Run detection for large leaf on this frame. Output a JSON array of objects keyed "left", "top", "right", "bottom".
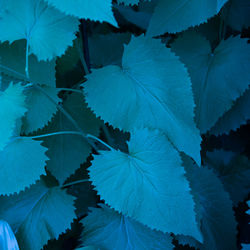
[
  {"left": 41, "top": 93, "right": 101, "bottom": 184},
  {"left": 210, "top": 88, "right": 250, "bottom": 135},
  {"left": 147, "top": 0, "right": 228, "bottom": 36},
  {"left": 22, "top": 85, "right": 61, "bottom": 134},
  {"left": 0, "top": 0, "right": 79, "bottom": 61},
  {"left": 182, "top": 157, "right": 237, "bottom": 250},
  {"left": 89, "top": 129, "right": 202, "bottom": 241},
  {"left": 81, "top": 204, "right": 174, "bottom": 249},
  {"left": 0, "top": 83, "right": 27, "bottom": 150},
  {"left": 45, "top": 0, "right": 117, "bottom": 26},
  {"left": 0, "top": 177, "right": 76, "bottom": 250},
  {"left": 172, "top": 32, "right": 250, "bottom": 133},
  {"left": 205, "top": 150, "right": 250, "bottom": 204},
  {"left": 0, "top": 138, "right": 48, "bottom": 195},
  {"left": 84, "top": 35, "right": 201, "bottom": 164},
  {"left": 0, "top": 41, "right": 56, "bottom": 86}
]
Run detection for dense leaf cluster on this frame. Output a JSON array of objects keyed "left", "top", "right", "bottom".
[{"left": 0, "top": 0, "right": 249, "bottom": 249}]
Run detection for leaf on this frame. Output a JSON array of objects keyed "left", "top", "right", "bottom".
[
  {"left": 0, "top": 220, "right": 19, "bottom": 250},
  {"left": 0, "top": 0, "right": 79, "bottom": 61},
  {"left": 22, "top": 85, "right": 61, "bottom": 134},
  {"left": 0, "top": 138, "right": 48, "bottom": 195},
  {"left": 205, "top": 150, "right": 250, "bottom": 204},
  {"left": 84, "top": 35, "right": 201, "bottom": 165},
  {"left": 45, "top": 0, "right": 117, "bottom": 26},
  {"left": 0, "top": 83, "right": 27, "bottom": 150},
  {"left": 81, "top": 204, "right": 174, "bottom": 250},
  {"left": 210, "top": 88, "right": 250, "bottom": 135},
  {"left": 184, "top": 158, "right": 238, "bottom": 250},
  {"left": 147, "top": 0, "right": 228, "bottom": 36},
  {"left": 41, "top": 93, "right": 101, "bottom": 184},
  {"left": 222, "top": 0, "right": 250, "bottom": 31},
  {"left": 89, "top": 129, "right": 202, "bottom": 241},
  {"left": 0, "top": 177, "right": 76, "bottom": 250},
  {"left": 0, "top": 41, "right": 56, "bottom": 86},
  {"left": 171, "top": 32, "right": 250, "bottom": 133}
]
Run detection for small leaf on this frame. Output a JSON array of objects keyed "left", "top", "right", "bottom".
[
  {"left": 84, "top": 35, "right": 201, "bottom": 164},
  {"left": 89, "top": 129, "right": 202, "bottom": 241},
  {"left": 45, "top": 0, "right": 117, "bottom": 26},
  {"left": 172, "top": 32, "right": 250, "bottom": 133},
  {"left": 0, "top": 137, "right": 48, "bottom": 195},
  {"left": 81, "top": 204, "right": 174, "bottom": 249},
  {"left": 147, "top": 0, "right": 228, "bottom": 36},
  {"left": 0, "top": 83, "right": 27, "bottom": 150},
  {"left": 0, "top": 0, "right": 79, "bottom": 61},
  {"left": 0, "top": 178, "right": 76, "bottom": 250}
]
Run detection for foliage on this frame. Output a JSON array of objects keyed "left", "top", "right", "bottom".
[{"left": 0, "top": 0, "right": 249, "bottom": 249}]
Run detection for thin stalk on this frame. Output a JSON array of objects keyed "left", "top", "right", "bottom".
[
  {"left": 61, "top": 179, "right": 90, "bottom": 188},
  {"left": 86, "top": 134, "right": 114, "bottom": 151},
  {"left": 25, "top": 39, "right": 30, "bottom": 79},
  {"left": 57, "top": 88, "right": 83, "bottom": 94},
  {"left": 22, "top": 131, "right": 85, "bottom": 140}
]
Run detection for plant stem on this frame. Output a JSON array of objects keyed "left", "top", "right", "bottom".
[
  {"left": 23, "top": 131, "right": 85, "bottom": 139},
  {"left": 25, "top": 39, "right": 30, "bottom": 79},
  {"left": 57, "top": 88, "right": 83, "bottom": 94},
  {"left": 61, "top": 179, "right": 90, "bottom": 188},
  {"left": 86, "top": 134, "right": 114, "bottom": 151}
]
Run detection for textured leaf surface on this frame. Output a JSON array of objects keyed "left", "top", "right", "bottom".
[
  {"left": 0, "top": 83, "right": 27, "bottom": 150},
  {"left": 210, "top": 88, "right": 250, "bottom": 135},
  {"left": 0, "top": 178, "right": 76, "bottom": 250},
  {"left": 184, "top": 159, "right": 237, "bottom": 250},
  {"left": 81, "top": 204, "right": 174, "bottom": 249},
  {"left": 0, "top": 138, "right": 48, "bottom": 195},
  {"left": 45, "top": 0, "right": 117, "bottom": 26},
  {"left": 0, "top": 41, "right": 56, "bottom": 86},
  {"left": 0, "top": 0, "right": 79, "bottom": 60},
  {"left": 22, "top": 85, "right": 60, "bottom": 134},
  {"left": 172, "top": 32, "right": 250, "bottom": 133},
  {"left": 89, "top": 129, "right": 202, "bottom": 241},
  {"left": 41, "top": 93, "right": 101, "bottom": 184},
  {"left": 147, "top": 0, "right": 228, "bottom": 36},
  {"left": 0, "top": 220, "right": 19, "bottom": 250},
  {"left": 84, "top": 35, "right": 201, "bottom": 164},
  {"left": 206, "top": 150, "right": 250, "bottom": 204}
]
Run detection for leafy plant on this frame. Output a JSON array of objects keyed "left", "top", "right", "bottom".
[{"left": 0, "top": 0, "right": 249, "bottom": 249}]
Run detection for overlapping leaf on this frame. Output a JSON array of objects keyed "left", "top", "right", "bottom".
[
  {"left": 84, "top": 35, "right": 201, "bottom": 164},
  {"left": 0, "top": 0, "right": 79, "bottom": 61},
  {"left": 0, "top": 83, "right": 27, "bottom": 150},
  {"left": 89, "top": 129, "right": 202, "bottom": 241},
  {"left": 147, "top": 0, "right": 228, "bottom": 36},
  {"left": 41, "top": 93, "right": 101, "bottom": 184},
  {"left": 172, "top": 32, "right": 250, "bottom": 134},
  {"left": 45, "top": 0, "right": 117, "bottom": 26},
  {"left": 22, "top": 85, "right": 61, "bottom": 134},
  {"left": 81, "top": 204, "right": 174, "bottom": 249},
  {"left": 0, "top": 138, "right": 48, "bottom": 195},
  {"left": 0, "top": 177, "right": 76, "bottom": 250}
]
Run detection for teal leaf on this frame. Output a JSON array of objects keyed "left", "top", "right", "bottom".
[
  {"left": 184, "top": 158, "right": 238, "bottom": 250},
  {"left": 210, "top": 88, "right": 250, "bottom": 135},
  {"left": 117, "top": 0, "right": 140, "bottom": 5},
  {"left": 172, "top": 32, "right": 250, "bottom": 134},
  {"left": 0, "top": 83, "right": 27, "bottom": 150},
  {"left": 89, "top": 129, "right": 202, "bottom": 241},
  {"left": 0, "top": 220, "right": 19, "bottom": 250},
  {"left": 41, "top": 93, "right": 101, "bottom": 185},
  {"left": 0, "top": 41, "right": 56, "bottom": 86},
  {"left": 0, "top": 178, "right": 76, "bottom": 250},
  {"left": 222, "top": 0, "right": 250, "bottom": 31},
  {"left": 0, "top": 0, "right": 79, "bottom": 61},
  {"left": 147, "top": 0, "right": 228, "bottom": 36},
  {"left": 45, "top": 0, "right": 117, "bottom": 26},
  {"left": 84, "top": 35, "right": 201, "bottom": 164},
  {"left": 205, "top": 150, "right": 250, "bottom": 204},
  {"left": 22, "top": 85, "right": 61, "bottom": 134},
  {"left": 0, "top": 137, "right": 48, "bottom": 195},
  {"left": 81, "top": 204, "right": 174, "bottom": 250}
]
